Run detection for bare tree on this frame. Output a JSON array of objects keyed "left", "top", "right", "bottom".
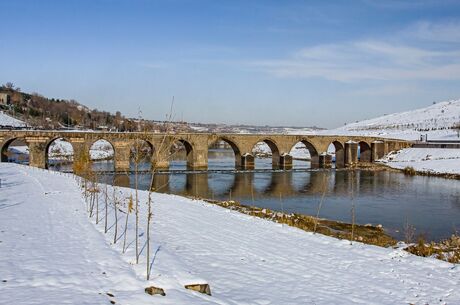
[
  {"left": 313, "top": 171, "right": 329, "bottom": 234},
  {"left": 123, "top": 194, "right": 133, "bottom": 253},
  {"left": 146, "top": 100, "right": 175, "bottom": 280},
  {"left": 350, "top": 170, "right": 356, "bottom": 245},
  {"left": 113, "top": 187, "right": 119, "bottom": 244},
  {"left": 104, "top": 183, "right": 109, "bottom": 233}
]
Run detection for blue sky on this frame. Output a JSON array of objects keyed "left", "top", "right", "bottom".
[{"left": 1, "top": 0, "right": 460, "bottom": 128}]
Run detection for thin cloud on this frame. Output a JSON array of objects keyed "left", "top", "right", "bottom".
[
  {"left": 406, "top": 21, "right": 460, "bottom": 43},
  {"left": 250, "top": 39, "right": 460, "bottom": 82}
]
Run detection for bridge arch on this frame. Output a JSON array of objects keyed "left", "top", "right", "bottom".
[
  {"left": 169, "top": 138, "right": 194, "bottom": 169},
  {"left": 130, "top": 139, "right": 154, "bottom": 170},
  {"left": 89, "top": 138, "right": 115, "bottom": 171},
  {"left": 208, "top": 137, "right": 242, "bottom": 169},
  {"left": 327, "top": 140, "right": 345, "bottom": 168},
  {"left": 358, "top": 141, "right": 372, "bottom": 162},
  {"left": 289, "top": 139, "right": 319, "bottom": 168},
  {"left": 45, "top": 137, "right": 75, "bottom": 170},
  {"left": 1, "top": 137, "right": 29, "bottom": 164},
  {"left": 252, "top": 138, "right": 281, "bottom": 169}
]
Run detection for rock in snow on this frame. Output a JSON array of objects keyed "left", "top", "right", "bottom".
[{"left": 0, "top": 163, "right": 460, "bottom": 304}]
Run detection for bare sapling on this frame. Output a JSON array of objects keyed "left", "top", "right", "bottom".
[
  {"left": 279, "top": 192, "right": 284, "bottom": 227},
  {"left": 404, "top": 218, "right": 416, "bottom": 244},
  {"left": 104, "top": 183, "right": 108, "bottom": 233},
  {"left": 313, "top": 171, "right": 329, "bottom": 234},
  {"left": 95, "top": 172, "right": 99, "bottom": 224},
  {"left": 145, "top": 98, "right": 175, "bottom": 280},
  {"left": 113, "top": 186, "right": 118, "bottom": 244},
  {"left": 350, "top": 170, "right": 356, "bottom": 245},
  {"left": 89, "top": 181, "right": 95, "bottom": 218},
  {"left": 134, "top": 138, "right": 140, "bottom": 264},
  {"left": 123, "top": 194, "right": 133, "bottom": 253},
  {"left": 146, "top": 192, "right": 152, "bottom": 280},
  {"left": 88, "top": 175, "right": 99, "bottom": 219}
]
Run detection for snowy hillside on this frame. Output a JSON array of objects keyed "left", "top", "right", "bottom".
[
  {"left": 338, "top": 99, "right": 460, "bottom": 132},
  {"left": 324, "top": 99, "right": 460, "bottom": 140},
  {"left": 0, "top": 111, "right": 26, "bottom": 127}
]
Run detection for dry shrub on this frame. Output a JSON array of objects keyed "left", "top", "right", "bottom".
[
  {"left": 406, "top": 235, "right": 460, "bottom": 264},
  {"left": 403, "top": 166, "right": 416, "bottom": 176}
]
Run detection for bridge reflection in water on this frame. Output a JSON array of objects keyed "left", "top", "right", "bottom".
[{"left": 109, "top": 167, "right": 394, "bottom": 200}]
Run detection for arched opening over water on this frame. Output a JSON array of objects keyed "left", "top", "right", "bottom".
[
  {"left": 1, "top": 137, "right": 29, "bottom": 165},
  {"left": 252, "top": 139, "right": 280, "bottom": 169},
  {"left": 358, "top": 141, "right": 372, "bottom": 162},
  {"left": 130, "top": 139, "right": 154, "bottom": 171},
  {"left": 169, "top": 139, "right": 193, "bottom": 170},
  {"left": 90, "top": 139, "right": 115, "bottom": 171},
  {"left": 46, "top": 137, "right": 74, "bottom": 171},
  {"left": 289, "top": 140, "right": 319, "bottom": 168},
  {"left": 208, "top": 137, "right": 241, "bottom": 170},
  {"left": 327, "top": 141, "right": 345, "bottom": 168}
]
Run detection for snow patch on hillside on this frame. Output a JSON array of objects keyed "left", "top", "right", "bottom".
[
  {"left": 338, "top": 99, "right": 460, "bottom": 132},
  {"left": 0, "top": 111, "right": 26, "bottom": 127}
]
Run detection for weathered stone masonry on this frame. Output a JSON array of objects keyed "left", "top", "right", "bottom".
[{"left": 0, "top": 131, "right": 412, "bottom": 171}]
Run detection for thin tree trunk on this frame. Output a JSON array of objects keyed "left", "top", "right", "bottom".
[
  {"left": 113, "top": 188, "right": 118, "bottom": 244},
  {"left": 123, "top": 208, "right": 129, "bottom": 253},
  {"left": 313, "top": 172, "right": 328, "bottom": 234},
  {"left": 146, "top": 192, "right": 152, "bottom": 280},
  {"left": 89, "top": 189, "right": 94, "bottom": 218},
  {"left": 104, "top": 183, "right": 108, "bottom": 233},
  {"left": 350, "top": 170, "right": 356, "bottom": 245},
  {"left": 96, "top": 189, "right": 99, "bottom": 224},
  {"left": 135, "top": 161, "right": 139, "bottom": 264}
]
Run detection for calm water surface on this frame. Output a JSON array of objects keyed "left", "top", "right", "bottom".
[{"left": 51, "top": 149, "right": 460, "bottom": 242}]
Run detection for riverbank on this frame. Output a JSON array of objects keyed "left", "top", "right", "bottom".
[
  {"left": 198, "top": 197, "right": 396, "bottom": 247},
  {"left": 378, "top": 147, "right": 460, "bottom": 179},
  {"left": 2, "top": 163, "right": 460, "bottom": 304}
]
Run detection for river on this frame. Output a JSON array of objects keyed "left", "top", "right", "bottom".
[{"left": 51, "top": 148, "right": 460, "bottom": 242}]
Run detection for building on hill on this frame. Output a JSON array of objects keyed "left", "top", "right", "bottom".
[
  {"left": 0, "top": 93, "right": 11, "bottom": 106},
  {"left": 0, "top": 90, "right": 23, "bottom": 105}
]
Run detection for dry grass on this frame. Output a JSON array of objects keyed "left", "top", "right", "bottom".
[
  {"left": 406, "top": 235, "right": 460, "bottom": 264},
  {"left": 403, "top": 166, "right": 417, "bottom": 176}
]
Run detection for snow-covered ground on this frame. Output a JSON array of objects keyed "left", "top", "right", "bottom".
[
  {"left": 379, "top": 148, "right": 460, "bottom": 175},
  {"left": 1, "top": 163, "right": 460, "bottom": 304},
  {"left": 0, "top": 111, "right": 27, "bottom": 128}
]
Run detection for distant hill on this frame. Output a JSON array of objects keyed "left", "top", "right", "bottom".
[
  {"left": 0, "top": 83, "right": 190, "bottom": 132},
  {"left": 325, "top": 99, "right": 460, "bottom": 140},
  {"left": 338, "top": 99, "right": 460, "bottom": 132}
]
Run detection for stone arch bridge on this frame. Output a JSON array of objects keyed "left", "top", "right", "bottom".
[{"left": 0, "top": 130, "right": 411, "bottom": 171}]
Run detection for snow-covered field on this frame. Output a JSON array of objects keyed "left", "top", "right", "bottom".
[
  {"left": 379, "top": 148, "right": 460, "bottom": 175},
  {"left": 0, "top": 111, "right": 26, "bottom": 128},
  {"left": 1, "top": 163, "right": 460, "bottom": 304}
]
